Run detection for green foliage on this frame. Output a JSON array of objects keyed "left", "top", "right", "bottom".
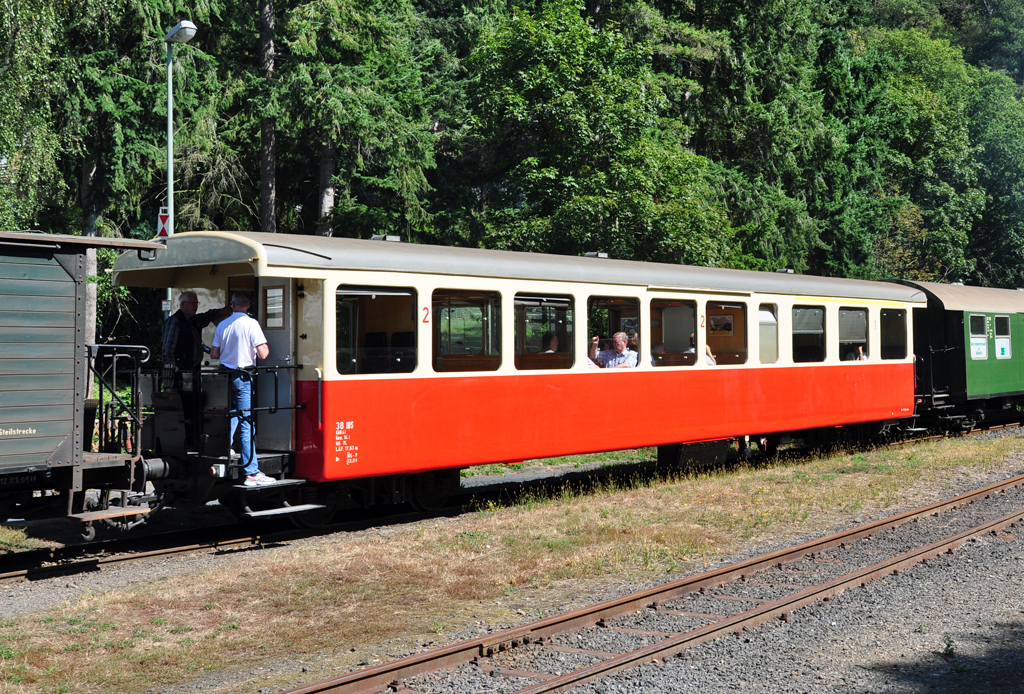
[
  {"left": 5, "top": 0, "right": 1024, "bottom": 323},
  {"left": 449, "top": 0, "right": 733, "bottom": 263},
  {"left": 0, "top": 0, "right": 63, "bottom": 230}
]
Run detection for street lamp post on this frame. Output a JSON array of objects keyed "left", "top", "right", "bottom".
[{"left": 162, "top": 20, "right": 197, "bottom": 317}]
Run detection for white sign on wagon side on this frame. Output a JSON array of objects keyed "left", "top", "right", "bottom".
[{"left": 970, "top": 336, "right": 988, "bottom": 360}]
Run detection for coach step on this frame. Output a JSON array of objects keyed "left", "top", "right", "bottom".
[
  {"left": 241, "top": 503, "right": 326, "bottom": 519},
  {"left": 230, "top": 478, "right": 306, "bottom": 492}
]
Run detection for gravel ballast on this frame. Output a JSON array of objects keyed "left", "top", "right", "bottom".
[{"left": 4, "top": 438, "right": 1024, "bottom": 694}]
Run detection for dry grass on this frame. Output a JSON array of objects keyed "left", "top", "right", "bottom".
[
  {"left": 0, "top": 527, "right": 54, "bottom": 555},
  {"left": 2, "top": 433, "right": 1023, "bottom": 693}
]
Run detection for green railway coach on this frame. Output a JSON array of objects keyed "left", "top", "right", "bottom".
[{"left": 904, "top": 281, "right": 1024, "bottom": 429}]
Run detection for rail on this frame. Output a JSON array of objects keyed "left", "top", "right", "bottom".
[{"left": 281, "top": 470, "right": 1024, "bottom": 694}]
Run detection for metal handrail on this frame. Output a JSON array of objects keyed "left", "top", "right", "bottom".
[{"left": 87, "top": 344, "right": 150, "bottom": 455}]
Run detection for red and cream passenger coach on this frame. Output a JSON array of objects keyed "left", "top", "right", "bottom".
[{"left": 113, "top": 232, "right": 924, "bottom": 507}]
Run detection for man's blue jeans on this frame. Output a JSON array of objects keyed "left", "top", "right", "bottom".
[{"left": 229, "top": 371, "right": 259, "bottom": 476}]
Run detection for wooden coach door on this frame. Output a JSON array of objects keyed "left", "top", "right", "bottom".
[{"left": 256, "top": 278, "right": 295, "bottom": 451}]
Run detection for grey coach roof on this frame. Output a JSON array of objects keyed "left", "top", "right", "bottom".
[
  {"left": 113, "top": 231, "right": 926, "bottom": 303},
  {"left": 904, "top": 280, "right": 1024, "bottom": 313},
  {"left": 0, "top": 231, "right": 162, "bottom": 251}
]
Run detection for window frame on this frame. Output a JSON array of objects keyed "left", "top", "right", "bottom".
[
  {"left": 432, "top": 288, "right": 502, "bottom": 373},
  {"left": 879, "top": 308, "right": 908, "bottom": 360},
  {"left": 758, "top": 303, "right": 778, "bottom": 365},
  {"left": 792, "top": 305, "right": 826, "bottom": 363},
  {"left": 334, "top": 285, "right": 419, "bottom": 376},
  {"left": 650, "top": 298, "right": 698, "bottom": 367},
  {"left": 262, "top": 285, "right": 286, "bottom": 330},
  {"left": 587, "top": 296, "right": 641, "bottom": 369},
  {"left": 995, "top": 314, "right": 1012, "bottom": 360},
  {"left": 514, "top": 293, "right": 575, "bottom": 371},
  {"left": 705, "top": 300, "right": 748, "bottom": 365},
  {"left": 838, "top": 306, "right": 869, "bottom": 361}
]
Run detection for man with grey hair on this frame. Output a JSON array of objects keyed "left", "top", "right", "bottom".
[
  {"left": 211, "top": 292, "right": 273, "bottom": 486},
  {"left": 161, "top": 291, "right": 230, "bottom": 445},
  {"left": 161, "top": 291, "right": 229, "bottom": 372},
  {"left": 589, "top": 331, "right": 638, "bottom": 368}
]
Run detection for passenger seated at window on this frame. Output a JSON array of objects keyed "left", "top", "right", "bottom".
[
  {"left": 843, "top": 345, "right": 866, "bottom": 361},
  {"left": 542, "top": 332, "right": 558, "bottom": 353},
  {"left": 651, "top": 342, "right": 666, "bottom": 365},
  {"left": 684, "top": 333, "right": 716, "bottom": 365},
  {"left": 590, "top": 332, "right": 638, "bottom": 368}
]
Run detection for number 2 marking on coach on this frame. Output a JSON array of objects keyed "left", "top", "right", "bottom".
[
  {"left": 422, "top": 306, "right": 430, "bottom": 323},
  {"left": 700, "top": 314, "right": 705, "bottom": 328}
]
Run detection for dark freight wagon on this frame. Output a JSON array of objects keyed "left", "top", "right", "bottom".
[{"left": 0, "top": 232, "right": 161, "bottom": 534}]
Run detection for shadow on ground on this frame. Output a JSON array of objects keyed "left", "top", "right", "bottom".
[{"left": 857, "top": 620, "right": 1024, "bottom": 693}]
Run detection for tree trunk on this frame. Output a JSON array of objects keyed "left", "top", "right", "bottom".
[
  {"left": 259, "top": 0, "right": 276, "bottom": 233},
  {"left": 317, "top": 140, "right": 336, "bottom": 236}
]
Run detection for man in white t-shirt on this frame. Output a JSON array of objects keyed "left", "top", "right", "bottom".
[{"left": 210, "top": 292, "right": 272, "bottom": 486}]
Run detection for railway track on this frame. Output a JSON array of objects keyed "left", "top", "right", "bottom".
[
  {"left": 281, "top": 470, "right": 1024, "bottom": 694},
  {"left": 0, "top": 509, "right": 447, "bottom": 584},
  {"left": 1, "top": 424, "right": 1019, "bottom": 585}
]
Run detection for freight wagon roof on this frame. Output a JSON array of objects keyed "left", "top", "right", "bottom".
[
  {"left": 903, "top": 281, "right": 1024, "bottom": 313},
  {"left": 0, "top": 231, "right": 162, "bottom": 251},
  {"left": 113, "top": 231, "right": 926, "bottom": 303}
]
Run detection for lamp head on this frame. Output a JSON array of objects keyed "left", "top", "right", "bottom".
[{"left": 164, "top": 20, "right": 198, "bottom": 44}]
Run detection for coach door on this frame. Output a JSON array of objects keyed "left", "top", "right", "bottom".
[{"left": 255, "top": 279, "right": 295, "bottom": 451}]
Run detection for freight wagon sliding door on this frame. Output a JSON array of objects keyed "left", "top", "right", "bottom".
[{"left": 0, "top": 247, "right": 83, "bottom": 476}]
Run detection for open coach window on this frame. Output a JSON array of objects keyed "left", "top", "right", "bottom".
[
  {"left": 706, "top": 302, "right": 747, "bottom": 365},
  {"left": 588, "top": 296, "right": 640, "bottom": 367},
  {"left": 515, "top": 294, "right": 574, "bottom": 370},
  {"left": 880, "top": 308, "right": 907, "bottom": 360},
  {"left": 651, "top": 299, "right": 697, "bottom": 366},
  {"left": 336, "top": 286, "right": 417, "bottom": 375},
  {"left": 839, "top": 307, "right": 868, "bottom": 360},
  {"left": 433, "top": 289, "right": 501, "bottom": 372},
  {"left": 793, "top": 305, "right": 825, "bottom": 362}
]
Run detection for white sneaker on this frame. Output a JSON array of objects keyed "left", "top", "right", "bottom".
[{"left": 244, "top": 472, "right": 276, "bottom": 487}]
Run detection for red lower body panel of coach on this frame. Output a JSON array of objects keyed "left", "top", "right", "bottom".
[{"left": 294, "top": 363, "right": 914, "bottom": 483}]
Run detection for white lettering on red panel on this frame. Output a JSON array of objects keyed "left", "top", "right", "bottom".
[{"left": 334, "top": 420, "right": 358, "bottom": 465}]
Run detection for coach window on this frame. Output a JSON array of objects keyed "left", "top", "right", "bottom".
[
  {"left": 793, "top": 306, "right": 825, "bottom": 363},
  {"left": 706, "top": 302, "right": 747, "bottom": 365},
  {"left": 839, "top": 307, "right": 869, "bottom": 361},
  {"left": 759, "top": 304, "right": 778, "bottom": 364},
  {"left": 433, "top": 290, "right": 501, "bottom": 372},
  {"left": 515, "top": 294, "right": 574, "bottom": 370},
  {"left": 968, "top": 314, "right": 987, "bottom": 360},
  {"left": 588, "top": 297, "right": 640, "bottom": 368},
  {"left": 880, "top": 308, "right": 908, "bottom": 360},
  {"left": 651, "top": 299, "right": 697, "bottom": 366},
  {"left": 336, "top": 286, "right": 417, "bottom": 375},
  {"left": 995, "top": 316, "right": 1012, "bottom": 359}
]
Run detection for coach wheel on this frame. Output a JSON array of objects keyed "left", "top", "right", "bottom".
[
  {"left": 80, "top": 523, "right": 97, "bottom": 542},
  {"left": 408, "top": 471, "right": 457, "bottom": 512}
]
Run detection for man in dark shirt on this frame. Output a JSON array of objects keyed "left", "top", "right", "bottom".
[{"left": 161, "top": 292, "right": 229, "bottom": 445}]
